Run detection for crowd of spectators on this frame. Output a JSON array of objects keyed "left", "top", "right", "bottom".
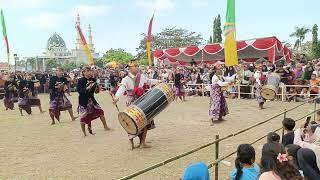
[{"left": 1, "top": 59, "right": 320, "bottom": 102}]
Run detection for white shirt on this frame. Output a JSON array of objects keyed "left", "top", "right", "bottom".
[
  {"left": 211, "top": 75, "right": 229, "bottom": 87},
  {"left": 254, "top": 71, "right": 263, "bottom": 85},
  {"left": 115, "top": 73, "right": 159, "bottom": 98}
]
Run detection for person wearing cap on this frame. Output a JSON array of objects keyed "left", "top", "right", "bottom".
[
  {"left": 48, "top": 67, "right": 78, "bottom": 125},
  {"left": 113, "top": 59, "right": 161, "bottom": 149},
  {"left": 77, "top": 66, "right": 110, "bottom": 136}
]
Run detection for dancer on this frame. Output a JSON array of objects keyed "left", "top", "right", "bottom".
[
  {"left": 209, "top": 69, "right": 229, "bottom": 125},
  {"left": 77, "top": 66, "right": 110, "bottom": 136},
  {"left": 17, "top": 73, "right": 44, "bottom": 116},
  {"left": 113, "top": 59, "right": 160, "bottom": 150},
  {"left": 254, "top": 64, "right": 266, "bottom": 109},
  {"left": 49, "top": 67, "right": 77, "bottom": 125},
  {"left": 174, "top": 67, "right": 186, "bottom": 101},
  {"left": 3, "top": 75, "right": 18, "bottom": 110}
]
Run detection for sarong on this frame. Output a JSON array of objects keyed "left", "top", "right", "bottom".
[
  {"left": 18, "top": 97, "right": 41, "bottom": 114},
  {"left": 78, "top": 100, "right": 104, "bottom": 125},
  {"left": 49, "top": 94, "right": 72, "bottom": 119},
  {"left": 255, "top": 83, "right": 265, "bottom": 103},
  {"left": 209, "top": 84, "right": 229, "bottom": 119},
  {"left": 175, "top": 85, "right": 185, "bottom": 96}
]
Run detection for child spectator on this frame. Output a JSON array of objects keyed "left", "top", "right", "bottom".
[
  {"left": 181, "top": 162, "right": 209, "bottom": 180},
  {"left": 230, "top": 144, "right": 260, "bottom": 180},
  {"left": 286, "top": 88, "right": 297, "bottom": 102},
  {"left": 282, "top": 118, "right": 296, "bottom": 146},
  {"left": 267, "top": 132, "right": 280, "bottom": 143},
  {"left": 309, "top": 74, "right": 319, "bottom": 97},
  {"left": 296, "top": 88, "right": 310, "bottom": 102},
  {"left": 285, "top": 144, "right": 302, "bottom": 173},
  {"left": 297, "top": 148, "right": 320, "bottom": 180},
  {"left": 259, "top": 143, "right": 303, "bottom": 180}
]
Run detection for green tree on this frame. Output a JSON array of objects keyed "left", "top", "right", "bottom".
[
  {"left": 94, "top": 58, "right": 106, "bottom": 68},
  {"left": 136, "top": 27, "right": 204, "bottom": 60},
  {"left": 213, "top": 14, "right": 222, "bottom": 43},
  {"left": 102, "top": 48, "right": 134, "bottom": 64},
  {"left": 311, "top": 24, "right": 320, "bottom": 58},
  {"left": 209, "top": 35, "right": 213, "bottom": 43},
  {"left": 62, "top": 61, "right": 77, "bottom": 71},
  {"left": 46, "top": 59, "right": 60, "bottom": 70},
  {"left": 290, "top": 26, "right": 311, "bottom": 50}
]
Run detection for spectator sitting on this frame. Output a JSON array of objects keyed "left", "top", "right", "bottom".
[
  {"left": 282, "top": 118, "right": 296, "bottom": 146},
  {"left": 181, "top": 162, "right": 209, "bottom": 180},
  {"left": 286, "top": 88, "right": 297, "bottom": 102},
  {"left": 267, "top": 132, "right": 280, "bottom": 143},
  {"left": 309, "top": 74, "right": 319, "bottom": 97},
  {"left": 285, "top": 144, "right": 302, "bottom": 173},
  {"left": 259, "top": 143, "right": 303, "bottom": 180},
  {"left": 294, "top": 124, "right": 320, "bottom": 169},
  {"left": 296, "top": 88, "right": 310, "bottom": 102},
  {"left": 297, "top": 148, "right": 320, "bottom": 180},
  {"left": 230, "top": 144, "right": 260, "bottom": 180}
]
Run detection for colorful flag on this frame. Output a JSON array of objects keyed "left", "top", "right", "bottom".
[
  {"left": 1, "top": 9, "right": 9, "bottom": 64},
  {"left": 76, "top": 25, "right": 94, "bottom": 65},
  {"left": 224, "top": 0, "right": 238, "bottom": 67},
  {"left": 147, "top": 13, "right": 154, "bottom": 66}
]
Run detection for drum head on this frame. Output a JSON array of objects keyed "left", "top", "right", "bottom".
[
  {"left": 118, "top": 112, "right": 138, "bottom": 135},
  {"left": 261, "top": 86, "right": 276, "bottom": 100}
]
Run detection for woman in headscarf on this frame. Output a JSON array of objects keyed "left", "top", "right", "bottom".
[
  {"left": 297, "top": 148, "right": 320, "bottom": 180},
  {"left": 182, "top": 162, "right": 210, "bottom": 180}
]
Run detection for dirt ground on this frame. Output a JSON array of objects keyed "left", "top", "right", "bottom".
[{"left": 0, "top": 93, "right": 316, "bottom": 180}]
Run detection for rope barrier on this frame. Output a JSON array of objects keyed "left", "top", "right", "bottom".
[{"left": 119, "top": 97, "right": 319, "bottom": 179}]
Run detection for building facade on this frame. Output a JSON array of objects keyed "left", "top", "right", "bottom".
[{"left": 23, "top": 13, "right": 99, "bottom": 71}]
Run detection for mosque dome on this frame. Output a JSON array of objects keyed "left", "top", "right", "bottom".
[{"left": 47, "top": 33, "right": 66, "bottom": 51}]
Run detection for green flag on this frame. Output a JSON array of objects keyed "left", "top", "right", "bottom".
[
  {"left": 224, "top": 0, "right": 238, "bottom": 67},
  {"left": 1, "top": 9, "right": 10, "bottom": 64}
]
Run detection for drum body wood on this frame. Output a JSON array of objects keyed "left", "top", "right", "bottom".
[
  {"left": 118, "top": 83, "right": 175, "bottom": 135},
  {"left": 261, "top": 73, "right": 280, "bottom": 100}
]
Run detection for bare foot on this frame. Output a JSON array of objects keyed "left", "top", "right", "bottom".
[
  {"left": 41, "top": 111, "right": 46, "bottom": 114},
  {"left": 210, "top": 122, "right": 214, "bottom": 126},
  {"left": 104, "top": 127, "right": 111, "bottom": 131},
  {"left": 51, "top": 121, "right": 55, "bottom": 125},
  {"left": 88, "top": 129, "right": 95, "bottom": 135}
]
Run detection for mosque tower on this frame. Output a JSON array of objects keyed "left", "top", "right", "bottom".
[
  {"left": 75, "top": 13, "right": 83, "bottom": 50},
  {"left": 87, "top": 24, "right": 95, "bottom": 53}
]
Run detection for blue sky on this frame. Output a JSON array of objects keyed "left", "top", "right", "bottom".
[{"left": 0, "top": 0, "right": 319, "bottom": 63}]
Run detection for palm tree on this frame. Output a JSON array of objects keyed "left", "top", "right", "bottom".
[{"left": 290, "top": 26, "right": 311, "bottom": 50}]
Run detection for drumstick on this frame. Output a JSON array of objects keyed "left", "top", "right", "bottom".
[{"left": 109, "top": 91, "right": 120, "bottom": 112}]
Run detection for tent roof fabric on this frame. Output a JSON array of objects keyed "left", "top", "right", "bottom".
[{"left": 154, "top": 36, "right": 292, "bottom": 65}]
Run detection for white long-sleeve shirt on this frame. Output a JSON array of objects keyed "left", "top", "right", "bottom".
[
  {"left": 115, "top": 73, "right": 159, "bottom": 98},
  {"left": 211, "top": 75, "right": 229, "bottom": 87}
]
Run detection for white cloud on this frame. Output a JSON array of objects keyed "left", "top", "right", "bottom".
[
  {"left": 135, "top": 0, "right": 175, "bottom": 11},
  {"left": 73, "top": 4, "right": 112, "bottom": 17},
  {"left": 0, "top": 0, "right": 48, "bottom": 9},
  {"left": 190, "top": 0, "right": 208, "bottom": 7},
  {"left": 24, "top": 13, "right": 65, "bottom": 30}
]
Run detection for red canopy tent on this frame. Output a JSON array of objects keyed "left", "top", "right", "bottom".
[{"left": 154, "top": 36, "right": 292, "bottom": 65}]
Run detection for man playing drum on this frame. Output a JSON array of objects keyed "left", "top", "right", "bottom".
[{"left": 113, "top": 60, "right": 161, "bottom": 150}]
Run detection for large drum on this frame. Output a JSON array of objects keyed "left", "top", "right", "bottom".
[
  {"left": 261, "top": 73, "right": 280, "bottom": 100},
  {"left": 118, "top": 83, "right": 175, "bottom": 135}
]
